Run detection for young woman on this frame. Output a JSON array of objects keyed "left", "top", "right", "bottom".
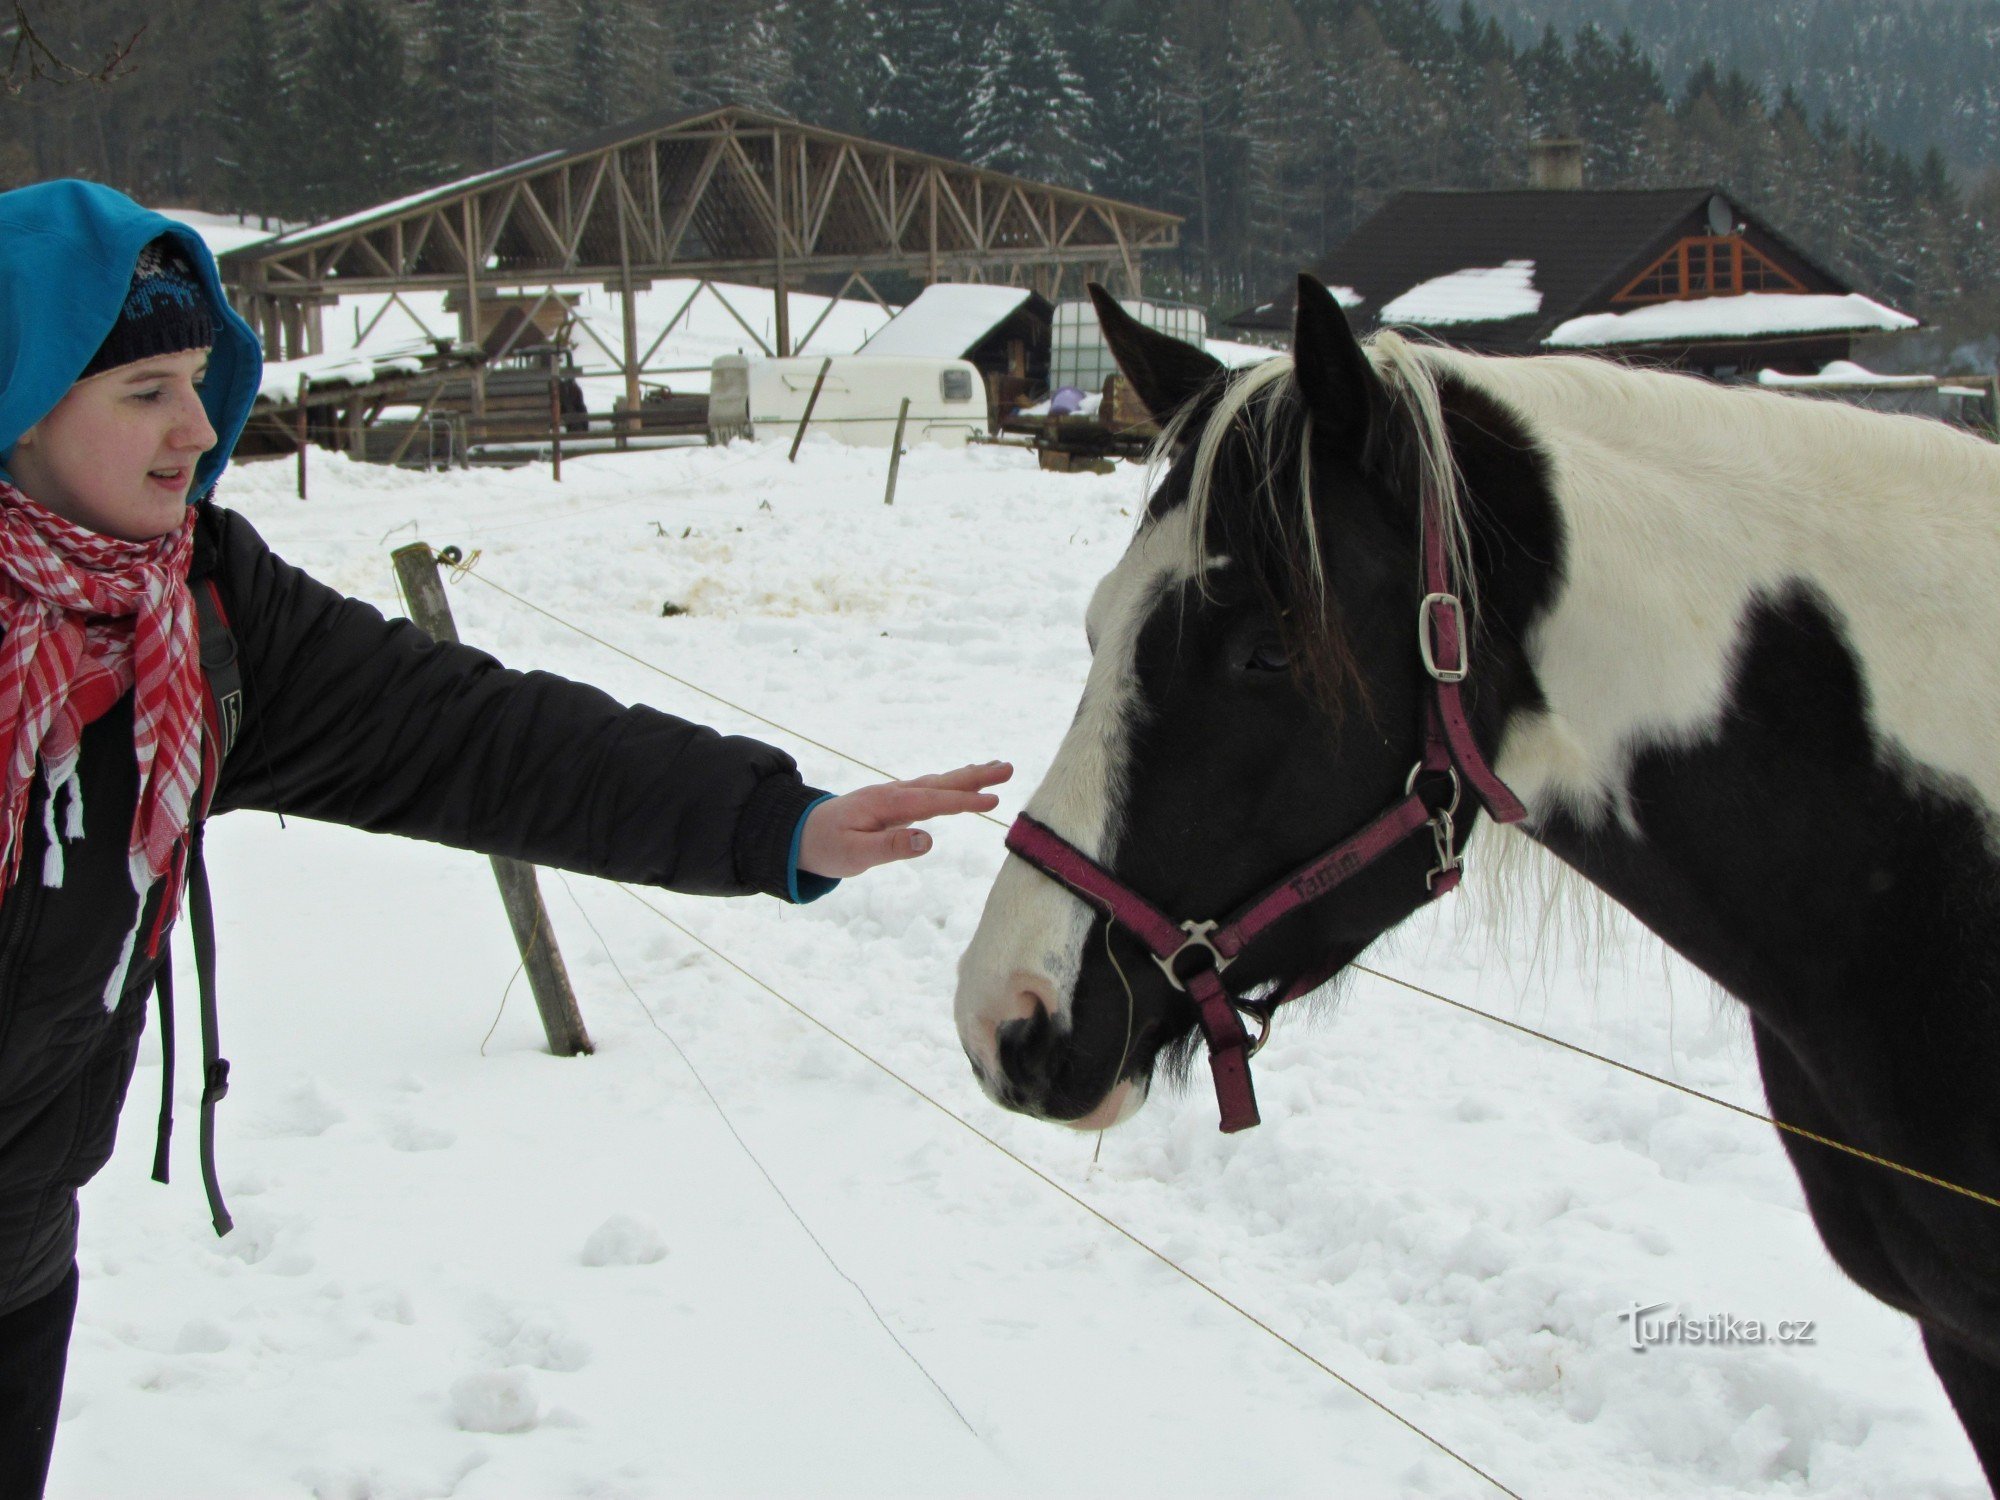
[{"left": 0, "top": 179, "right": 1009, "bottom": 1497}]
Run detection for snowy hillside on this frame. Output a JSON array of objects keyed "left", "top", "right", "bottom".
[{"left": 60, "top": 437, "right": 1983, "bottom": 1498}]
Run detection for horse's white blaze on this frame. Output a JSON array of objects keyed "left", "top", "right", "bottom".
[
  {"left": 1437, "top": 351, "right": 2000, "bottom": 831},
  {"left": 954, "top": 506, "right": 1201, "bottom": 1095}
]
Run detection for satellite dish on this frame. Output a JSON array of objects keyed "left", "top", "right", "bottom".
[{"left": 1707, "top": 194, "right": 1735, "bottom": 236}]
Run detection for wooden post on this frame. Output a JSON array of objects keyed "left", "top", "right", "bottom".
[
  {"left": 343, "top": 397, "right": 366, "bottom": 461},
  {"left": 884, "top": 397, "right": 910, "bottom": 505},
  {"left": 615, "top": 154, "right": 640, "bottom": 451},
  {"left": 548, "top": 351, "right": 563, "bottom": 483},
  {"left": 386, "top": 377, "right": 449, "bottom": 469},
  {"left": 772, "top": 130, "right": 791, "bottom": 358},
  {"left": 389, "top": 545, "right": 593, "bottom": 1058},
  {"left": 462, "top": 198, "right": 486, "bottom": 438},
  {"left": 788, "top": 356, "right": 833, "bottom": 463},
  {"left": 927, "top": 167, "right": 939, "bottom": 285},
  {"left": 295, "top": 375, "right": 309, "bottom": 500}
]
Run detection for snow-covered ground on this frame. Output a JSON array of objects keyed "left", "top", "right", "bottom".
[{"left": 60, "top": 437, "right": 1982, "bottom": 1498}]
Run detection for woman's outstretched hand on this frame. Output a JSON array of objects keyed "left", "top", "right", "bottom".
[{"left": 797, "top": 761, "right": 1013, "bottom": 879}]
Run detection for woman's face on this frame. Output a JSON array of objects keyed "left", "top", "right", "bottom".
[{"left": 9, "top": 348, "right": 217, "bottom": 541}]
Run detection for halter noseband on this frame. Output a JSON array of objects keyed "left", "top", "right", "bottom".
[{"left": 1005, "top": 493, "right": 1526, "bottom": 1133}]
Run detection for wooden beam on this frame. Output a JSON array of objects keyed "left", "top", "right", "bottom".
[
  {"left": 661, "top": 136, "right": 727, "bottom": 263},
  {"left": 614, "top": 165, "right": 641, "bottom": 421},
  {"left": 462, "top": 197, "right": 486, "bottom": 426},
  {"left": 565, "top": 155, "right": 610, "bottom": 263},
  {"left": 636, "top": 281, "right": 706, "bottom": 370},
  {"left": 772, "top": 129, "right": 791, "bottom": 357}
]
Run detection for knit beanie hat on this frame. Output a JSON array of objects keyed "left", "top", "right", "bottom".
[{"left": 78, "top": 236, "right": 214, "bottom": 381}]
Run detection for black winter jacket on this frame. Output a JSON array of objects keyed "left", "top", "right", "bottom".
[{"left": 0, "top": 500, "right": 828, "bottom": 1316}]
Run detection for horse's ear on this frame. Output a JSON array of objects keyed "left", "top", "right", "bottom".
[
  {"left": 1088, "top": 283, "right": 1225, "bottom": 430},
  {"left": 1292, "top": 274, "right": 1386, "bottom": 451}
]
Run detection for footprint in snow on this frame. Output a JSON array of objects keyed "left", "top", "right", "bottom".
[
  {"left": 254, "top": 1077, "right": 345, "bottom": 1138},
  {"left": 382, "top": 1115, "right": 456, "bottom": 1152},
  {"left": 579, "top": 1214, "right": 668, "bottom": 1267}
]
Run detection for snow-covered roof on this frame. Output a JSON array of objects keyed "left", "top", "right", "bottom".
[
  {"left": 256, "top": 152, "right": 569, "bottom": 251},
  {"left": 154, "top": 207, "right": 283, "bottom": 257},
  {"left": 1206, "top": 336, "right": 1281, "bottom": 369},
  {"left": 256, "top": 342, "right": 439, "bottom": 405},
  {"left": 1756, "top": 360, "right": 1938, "bottom": 391},
  {"left": 1379, "top": 261, "right": 1541, "bottom": 326},
  {"left": 1547, "top": 293, "right": 1917, "bottom": 348},
  {"left": 1244, "top": 286, "right": 1362, "bottom": 316},
  {"left": 858, "top": 285, "right": 1033, "bottom": 359}
]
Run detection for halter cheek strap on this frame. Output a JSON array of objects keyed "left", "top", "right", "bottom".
[{"left": 1003, "top": 492, "right": 1526, "bottom": 1133}]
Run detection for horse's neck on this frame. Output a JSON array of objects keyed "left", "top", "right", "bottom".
[{"left": 1466, "top": 357, "right": 2000, "bottom": 833}]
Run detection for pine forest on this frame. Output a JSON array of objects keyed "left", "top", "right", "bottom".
[{"left": 6, "top": 0, "right": 1998, "bottom": 354}]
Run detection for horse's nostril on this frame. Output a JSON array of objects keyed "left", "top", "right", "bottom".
[{"left": 995, "top": 1000, "right": 1058, "bottom": 1090}]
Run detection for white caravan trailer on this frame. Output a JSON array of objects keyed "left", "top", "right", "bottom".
[{"left": 741, "top": 355, "right": 988, "bottom": 449}]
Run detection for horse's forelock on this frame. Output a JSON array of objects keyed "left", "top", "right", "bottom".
[{"left": 1154, "top": 337, "right": 1476, "bottom": 715}]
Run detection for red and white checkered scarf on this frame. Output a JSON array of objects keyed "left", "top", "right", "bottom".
[{"left": 0, "top": 481, "right": 202, "bottom": 915}]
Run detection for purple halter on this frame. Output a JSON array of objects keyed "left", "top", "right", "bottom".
[{"left": 1005, "top": 492, "right": 1527, "bottom": 1133}]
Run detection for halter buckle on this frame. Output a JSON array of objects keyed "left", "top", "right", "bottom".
[
  {"left": 1419, "top": 592, "right": 1470, "bottom": 683},
  {"left": 1152, "top": 919, "right": 1234, "bottom": 992}
]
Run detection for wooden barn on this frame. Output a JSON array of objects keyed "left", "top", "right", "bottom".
[
  {"left": 218, "top": 104, "right": 1180, "bottom": 450},
  {"left": 1230, "top": 159, "right": 1916, "bottom": 380}
]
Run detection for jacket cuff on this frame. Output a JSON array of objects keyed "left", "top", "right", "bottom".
[{"left": 735, "top": 773, "right": 837, "bottom": 902}]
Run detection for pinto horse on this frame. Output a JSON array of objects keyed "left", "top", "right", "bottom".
[{"left": 954, "top": 277, "right": 2000, "bottom": 1485}]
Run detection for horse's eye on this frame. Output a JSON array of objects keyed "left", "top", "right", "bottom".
[{"left": 1242, "top": 637, "right": 1290, "bottom": 673}]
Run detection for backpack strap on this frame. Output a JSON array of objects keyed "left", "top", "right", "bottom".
[{"left": 149, "top": 577, "right": 241, "bottom": 1236}]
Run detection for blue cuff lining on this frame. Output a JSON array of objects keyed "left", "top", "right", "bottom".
[{"left": 787, "top": 793, "right": 840, "bottom": 904}]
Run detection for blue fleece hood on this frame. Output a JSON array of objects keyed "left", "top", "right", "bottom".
[{"left": 0, "top": 179, "right": 262, "bottom": 500}]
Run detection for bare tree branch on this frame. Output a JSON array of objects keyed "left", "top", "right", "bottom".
[{"left": 4, "top": 2, "right": 145, "bottom": 93}]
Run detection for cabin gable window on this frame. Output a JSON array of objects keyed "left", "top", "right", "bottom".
[{"left": 1613, "top": 236, "right": 1807, "bottom": 304}]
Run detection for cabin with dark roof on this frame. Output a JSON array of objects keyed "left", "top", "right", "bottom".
[{"left": 1228, "top": 179, "right": 1916, "bottom": 379}]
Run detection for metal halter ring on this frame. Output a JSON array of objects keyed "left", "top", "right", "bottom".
[
  {"left": 1236, "top": 1000, "right": 1276, "bottom": 1056},
  {"left": 1151, "top": 919, "right": 1234, "bottom": 993},
  {"left": 1405, "top": 762, "right": 1462, "bottom": 820}
]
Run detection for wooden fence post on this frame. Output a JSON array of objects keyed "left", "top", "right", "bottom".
[
  {"left": 788, "top": 355, "right": 833, "bottom": 463},
  {"left": 390, "top": 544, "right": 593, "bottom": 1058},
  {"left": 295, "top": 375, "right": 309, "bottom": 500},
  {"left": 883, "top": 397, "right": 911, "bottom": 505},
  {"left": 548, "top": 351, "right": 563, "bottom": 483}
]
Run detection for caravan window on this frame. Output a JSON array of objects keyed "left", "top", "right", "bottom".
[{"left": 940, "top": 368, "right": 975, "bottom": 403}]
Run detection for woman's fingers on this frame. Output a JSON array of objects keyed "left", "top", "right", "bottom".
[
  {"left": 861, "top": 783, "right": 999, "bottom": 827},
  {"left": 898, "top": 760, "right": 1013, "bottom": 794}
]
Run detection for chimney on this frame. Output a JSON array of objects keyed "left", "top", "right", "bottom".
[{"left": 1529, "top": 138, "right": 1585, "bottom": 190}]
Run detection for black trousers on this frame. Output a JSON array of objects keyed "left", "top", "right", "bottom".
[{"left": 0, "top": 1264, "right": 77, "bottom": 1500}]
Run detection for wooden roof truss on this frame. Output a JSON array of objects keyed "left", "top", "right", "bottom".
[{"left": 227, "top": 107, "right": 1179, "bottom": 353}]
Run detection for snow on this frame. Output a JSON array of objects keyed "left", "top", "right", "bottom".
[
  {"left": 1546, "top": 294, "right": 1919, "bottom": 348},
  {"left": 57, "top": 439, "right": 1982, "bottom": 1497},
  {"left": 1250, "top": 285, "right": 1361, "bottom": 314},
  {"left": 1757, "top": 360, "right": 1938, "bottom": 390},
  {"left": 256, "top": 343, "right": 434, "bottom": 406},
  {"left": 152, "top": 208, "right": 285, "bottom": 257},
  {"left": 1381, "top": 261, "right": 1542, "bottom": 326},
  {"left": 857, "top": 285, "right": 1033, "bottom": 359},
  {"left": 1206, "top": 335, "right": 1282, "bottom": 368}
]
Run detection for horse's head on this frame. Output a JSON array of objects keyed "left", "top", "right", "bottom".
[{"left": 955, "top": 276, "right": 1552, "bottom": 1130}]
